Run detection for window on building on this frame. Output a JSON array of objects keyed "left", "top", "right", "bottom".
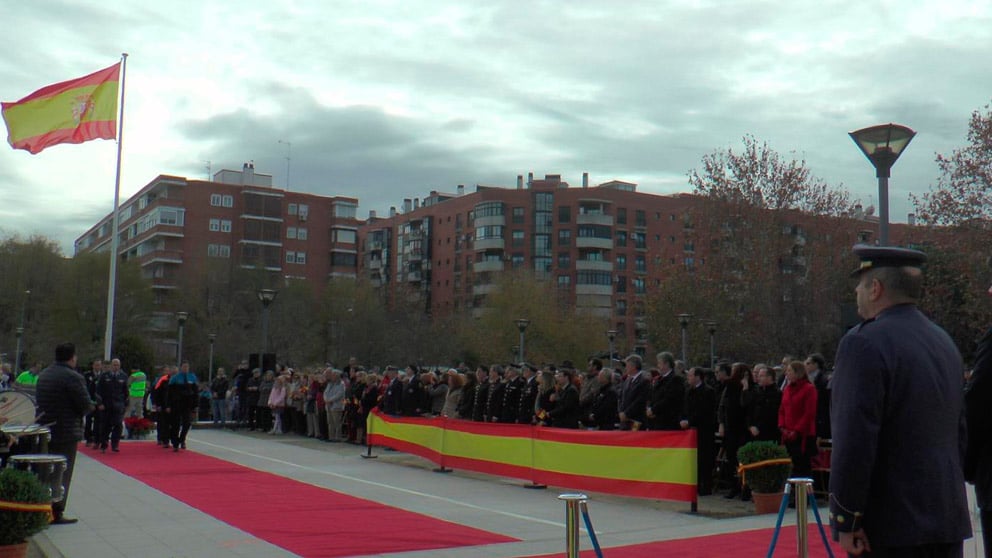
[
  {"left": 207, "top": 244, "right": 230, "bottom": 258},
  {"left": 576, "top": 270, "right": 612, "bottom": 285},
  {"left": 635, "top": 209, "right": 646, "bottom": 227},
  {"left": 288, "top": 203, "right": 298, "bottom": 215},
  {"left": 512, "top": 230, "right": 525, "bottom": 247},
  {"left": 511, "top": 253, "right": 525, "bottom": 268},
  {"left": 615, "top": 231, "right": 627, "bottom": 247},
  {"left": 617, "top": 208, "right": 627, "bottom": 225},
  {"left": 512, "top": 207, "right": 525, "bottom": 224},
  {"left": 221, "top": 195, "right": 234, "bottom": 208},
  {"left": 558, "top": 252, "right": 570, "bottom": 268},
  {"left": 296, "top": 252, "right": 306, "bottom": 264},
  {"left": 616, "top": 275, "right": 626, "bottom": 293},
  {"left": 557, "top": 275, "right": 571, "bottom": 288},
  {"left": 287, "top": 227, "right": 297, "bottom": 239},
  {"left": 616, "top": 299, "right": 627, "bottom": 316},
  {"left": 286, "top": 250, "right": 296, "bottom": 263},
  {"left": 475, "top": 201, "right": 505, "bottom": 218},
  {"left": 635, "top": 255, "right": 646, "bottom": 273},
  {"left": 209, "top": 218, "right": 220, "bottom": 232},
  {"left": 633, "top": 232, "right": 646, "bottom": 249},
  {"left": 558, "top": 229, "right": 571, "bottom": 246},
  {"left": 297, "top": 227, "right": 307, "bottom": 240},
  {"left": 558, "top": 205, "right": 571, "bottom": 223},
  {"left": 298, "top": 204, "right": 309, "bottom": 219},
  {"left": 616, "top": 254, "right": 626, "bottom": 270},
  {"left": 633, "top": 277, "right": 646, "bottom": 294},
  {"left": 334, "top": 202, "right": 357, "bottom": 218},
  {"left": 333, "top": 229, "right": 357, "bottom": 243},
  {"left": 331, "top": 252, "right": 357, "bottom": 267},
  {"left": 210, "top": 194, "right": 222, "bottom": 207},
  {"left": 221, "top": 220, "right": 231, "bottom": 233}
]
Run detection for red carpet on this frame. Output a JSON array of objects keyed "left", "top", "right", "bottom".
[
  {"left": 523, "top": 525, "right": 844, "bottom": 557},
  {"left": 81, "top": 442, "right": 516, "bottom": 557}
]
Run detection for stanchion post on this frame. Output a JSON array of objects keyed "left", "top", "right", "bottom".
[
  {"left": 433, "top": 415, "right": 452, "bottom": 473},
  {"left": 360, "top": 412, "right": 377, "bottom": 459},
  {"left": 790, "top": 477, "right": 814, "bottom": 558},
  {"left": 558, "top": 493, "right": 587, "bottom": 558},
  {"left": 524, "top": 424, "right": 546, "bottom": 489}
]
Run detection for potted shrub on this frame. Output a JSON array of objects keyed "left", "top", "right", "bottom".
[
  {"left": 0, "top": 468, "right": 52, "bottom": 557},
  {"left": 737, "top": 441, "right": 792, "bottom": 514}
]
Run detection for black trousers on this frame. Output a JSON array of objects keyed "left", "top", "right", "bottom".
[
  {"left": 99, "top": 406, "right": 125, "bottom": 449},
  {"left": 47, "top": 439, "right": 78, "bottom": 518},
  {"left": 169, "top": 407, "right": 193, "bottom": 448},
  {"left": 982, "top": 510, "right": 992, "bottom": 558}
]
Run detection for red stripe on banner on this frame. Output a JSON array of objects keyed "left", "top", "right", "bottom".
[
  {"left": 4, "top": 64, "right": 120, "bottom": 105},
  {"left": 368, "top": 434, "right": 696, "bottom": 501},
  {"left": 9, "top": 119, "right": 116, "bottom": 154}
]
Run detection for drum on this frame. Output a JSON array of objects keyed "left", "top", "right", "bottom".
[
  {"left": 8, "top": 454, "right": 67, "bottom": 502},
  {"left": 0, "top": 390, "right": 37, "bottom": 426},
  {"left": 1, "top": 425, "right": 51, "bottom": 455}
]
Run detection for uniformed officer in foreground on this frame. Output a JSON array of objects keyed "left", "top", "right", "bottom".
[{"left": 830, "top": 245, "right": 970, "bottom": 557}]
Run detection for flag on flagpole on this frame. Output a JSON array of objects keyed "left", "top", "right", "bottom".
[{"left": 2, "top": 63, "right": 120, "bottom": 154}]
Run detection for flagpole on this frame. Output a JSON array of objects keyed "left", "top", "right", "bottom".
[{"left": 103, "top": 53, "right": 128, "bottom": 361}]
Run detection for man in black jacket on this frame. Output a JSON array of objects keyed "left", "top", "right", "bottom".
[
  {"left": 618, "top": 354, "right": 649, "bottom": 430},
  {"left": 965, "top": 277, "right": 992, "bottom": 558},
  {"left": 646, "top": 351, "right": 686, "bottom": 430},
  {"left": 82, "top": 359, "right": 102, "bottom": 447},
  {"left": 546, "top": 369, "right": 580, "bottom": 429},
  {"left": 746, "top": 364, "right": 781, "bottom": 442},
  {"left": 680, "top": 366, "right": 717, "bottom": 495},
  {"left": 36, "top": 343, "right": 94, "bottom": 524},
  {"left": 96, "top": 358, "right": 128, "bottom": 453}
]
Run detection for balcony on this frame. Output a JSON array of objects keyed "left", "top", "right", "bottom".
[
  {"left": 137, "top": 249, "right": 183, "bottom": 267},
  {"left": 472, "top": 283, "right": 499, "bottom": 296},
  {"left": 368, "top": 259, "right": 383, "bottom": 270},
  {"left": 406, "top": 271, "right": 422, "bottom": 282},
  {"left": 474, "top": 238, "right": 505, "bottom": 251},
  {"left": 575, "top": 259, "right": 612, "bottom": 272},
  {"left": 576, "top": 237, "right": 612, "bottom": 250},
  {"left": 405, "top": 249, "right": 423, "bottom": 262},
  {"left": 473, "top": 260, "right": 504, "bottom": 273},
  {"left": 474, "top": 214, "right": 505, "bottom": 228},
  {"left": 150, "top": 276, "right": 178, "bottom": 290},
  {"left": 576, "top": 213, "right": 614, "bottom": 226},
  {"left": 575, "top": 284, "right": 613, "bottom": 296},
  {"left": 368, "top": 240, "right": 385, "bottom": 251}
]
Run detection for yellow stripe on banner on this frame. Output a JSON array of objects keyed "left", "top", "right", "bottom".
[
  {"left": 442, "top": 430, "right": 533, "bottom": 467},
  {"left": 373, "top": 418, "right": 443, "bottom": 452},
  {"left": 4, "top": 80, "right": 118, "bottom": 142},
  {"left": 534, "top": 440, "right": 696, "bottom": 484}
]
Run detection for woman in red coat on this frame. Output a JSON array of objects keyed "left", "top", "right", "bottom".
[{"left": 778, "top": 360, "right": 818, "bottom": 480}]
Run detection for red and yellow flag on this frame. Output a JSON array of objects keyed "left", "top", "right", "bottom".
[{"left": 2, "top": 64, "right": 120, "bottom": 154}]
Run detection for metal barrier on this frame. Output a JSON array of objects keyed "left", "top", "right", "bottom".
[{"left": 558, "top": 493, "right": 604, "bottom": 558}]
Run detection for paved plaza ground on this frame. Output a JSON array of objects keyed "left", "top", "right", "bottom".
[{"left": 30, "top": 427, "right": 986, "bottom": 558}]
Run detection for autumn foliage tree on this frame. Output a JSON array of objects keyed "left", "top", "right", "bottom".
[{"left": 644, "top": 136, "right": 858, "bottom": 363}]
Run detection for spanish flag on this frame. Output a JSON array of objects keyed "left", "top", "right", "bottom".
[{"left": 2, "top": 64, "right": 120, "bottom": 154}]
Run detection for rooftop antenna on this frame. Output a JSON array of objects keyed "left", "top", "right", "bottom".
[
  {"left": 204, "top": 160, "right": 211, "bottom": 181},
  {"left": 278, "top": 140, "right": 292, "bottom": 190}
]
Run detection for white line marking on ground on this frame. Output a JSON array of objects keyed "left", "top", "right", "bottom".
[{"left": 191, "top": 437, "right": 564, "bottom": 528}]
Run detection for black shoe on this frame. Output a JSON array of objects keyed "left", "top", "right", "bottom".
[
  {"left": 51, "top": 516, "right": 78, "bottom": 525},
  {"left": 180, "top": 443, "right": 186, "bottom": 449},
  {"left": 111, "top": 447, "right": 120, "bottom": 453},
  {"left": 724, "top": 490, "right": 740, "bottom": 499}
]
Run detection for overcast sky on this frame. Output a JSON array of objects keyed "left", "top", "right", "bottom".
[{"left": 2, "top": 1, "right": 990, "bottom": 254}]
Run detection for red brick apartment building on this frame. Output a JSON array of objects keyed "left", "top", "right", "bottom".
[
  {"left": 74, "top": 163, "right": 360, "bottom": 321},
  {"left": 360, "top": 173, "right": 707, "bottom": 351}
]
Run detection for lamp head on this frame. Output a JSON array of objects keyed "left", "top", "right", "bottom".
[
  {"left": 176, "top": 311, "right": 189, "bottom": 325},
  {"left": 515, "top": 318, "right": 530, "bottom": 332},
  {"left": 849, "top": 123, "right": 916, "bottom": 178},
  {"left": 257, "top": 288, "right": 279, "bottom": 306}
]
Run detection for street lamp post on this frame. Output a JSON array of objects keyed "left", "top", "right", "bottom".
[
  {"left": 849, "top": 123, "right": 917, "bottom": 246},
  {"left": 705, "top": 321, "right": 717, "bottom": 369},
  {"left": 13, "top": 328, "right": 24, "bottom": 374},
  {"left": 207, "top": 333, "right": 217, "bottom": 383},
  {"left": 14, "top": 289, "right": 30, "bottom": 374},
  {"left": 607, "top": 329, "right": 618, "bottom": 361},
  {"left": 677, "top": 314, "right": 692, "bottom": 366},
  {"left": 515, "top": 319, "right": 530, "bottom": 363},
  {"left": 175, "top": 312, "right": 189, "bottom": 367},
  {"left": 257, "top": 289, "right": 279, "bottom": 359}
]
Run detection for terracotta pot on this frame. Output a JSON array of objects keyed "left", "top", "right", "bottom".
[
  {"left": 752, "top": 490, "right": 784, "bottom": 514},
  {"left": 0, "top": 542, "right": 29, "bottom": 558}
]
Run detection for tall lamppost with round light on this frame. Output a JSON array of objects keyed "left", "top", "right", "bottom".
[
  {"left": 705, "top": 321, "right": 717, "bottom": 369},
  {"left": 175, "top": 311, "right": 189, "bottom": 366},
  {"left": 677, "top": 313, "right": 692, "bottom": 366},
  {"left": 14, "top": 289, "right": 30, "bottom": 375},
  {"left": 849, "top": 123, "right": 916, "bottom": 246},
  {"left": 607, "top": 329, "right": 618, "bottom": 361},
  {"left": 257, "top": 289, "right": 279, "bottom": 359},
  {"left": 207, "top": 333, "right": 217, "bottom": 383},
  {"left": 515, "top": 319, "right": 530, "bottom": 363}
]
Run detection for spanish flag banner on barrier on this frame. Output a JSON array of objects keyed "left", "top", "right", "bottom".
[
  {"left": 2, "top": 63, "right": 120, "bottom": 154},
  {"left": 367, "top": 411, "right": 698, "bottom": 503}
]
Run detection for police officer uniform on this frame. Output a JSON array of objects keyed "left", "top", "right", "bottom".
[{"left": 830, "top": 246, "right": 970, "bottom": 556}]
